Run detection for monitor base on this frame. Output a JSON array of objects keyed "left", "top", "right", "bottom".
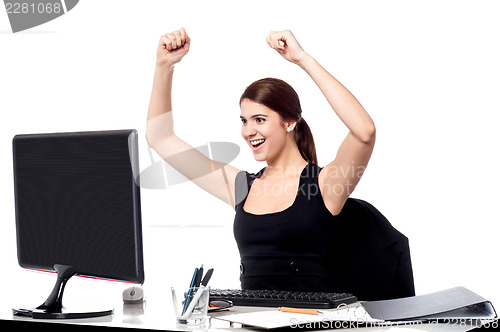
[
  {"left": 12, "top": 264, "right": 113, "bottom": 319},
  {"left": 13, "top": 306, "right": 113, "bottom": 319}
]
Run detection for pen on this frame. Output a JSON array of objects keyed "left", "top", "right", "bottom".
[
  {"left": 201, "top": 268, "right": 213, "bottom": 285},
  {"left": 181, "top": 268, "right": 214, "bottom": 319},
  {"left": 181, "top": 267, "right": 198, "bottom": 315},
  {"left": 195, "top": 264, "right": 203, "bottom": 287},
  {"left": 278, "top": 307, "right": 324, "bottom": 315}
]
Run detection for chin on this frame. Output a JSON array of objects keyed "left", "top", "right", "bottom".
[
  {"left": 250, "top": 148, "right": 270, "bottom": 162},
  {"left": 252, "top": 154, "right": 267, "bottom": 162}
]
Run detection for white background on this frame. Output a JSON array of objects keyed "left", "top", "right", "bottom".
[{"left": 1, "top": 0, "right": 499, "bottom": 317}]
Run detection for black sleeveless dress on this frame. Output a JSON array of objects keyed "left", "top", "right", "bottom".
[
  {"left": 233, "top": 163, "right": 332, "bottom": 292},
  {"left": 233, "top": 162, "right": 416, "bottom": 300}
]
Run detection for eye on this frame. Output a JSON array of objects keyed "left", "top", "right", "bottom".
[
  {"left": 256, "top": 117, "right": 266, "bottom": 123},
  {"left": 240, "top": 118, "right": 247, "bottom": 124}
]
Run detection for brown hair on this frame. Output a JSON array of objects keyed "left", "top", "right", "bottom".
[{"left": 240, "top": 78, "right": 317, "bottom": 164}]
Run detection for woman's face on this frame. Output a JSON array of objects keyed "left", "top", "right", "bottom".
[{"left": 240, "top": 99, "right": 289, "bottom": 162}]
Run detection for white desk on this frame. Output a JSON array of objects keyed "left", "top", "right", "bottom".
[
  {"left": 1, "top": 268, "right": 493, "bottom": 331},
  {"left": 5, "top": 298, "right": 489, "bottom": 331}
]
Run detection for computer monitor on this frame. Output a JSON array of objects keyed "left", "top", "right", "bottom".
[{"left": 12, "top": 129, "right": 144, "bottom": 319}]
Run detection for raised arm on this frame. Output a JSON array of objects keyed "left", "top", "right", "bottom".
[
  {"left": 267, "top": 30, "right": 376, "bottom": 215},
  {"left": 146, "top": 28, "right": 240, "bottom": 208}
]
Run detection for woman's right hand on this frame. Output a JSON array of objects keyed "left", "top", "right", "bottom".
[{"left": 156, "top": 28, "right": 190, "bottom": 68}]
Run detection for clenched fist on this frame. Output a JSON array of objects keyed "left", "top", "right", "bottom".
[
  {"left": 157, "top": 28, "right": 191, "bottom": 67},
  {"left": 266, "top": 30, "right": 307, "bottom": 64}
]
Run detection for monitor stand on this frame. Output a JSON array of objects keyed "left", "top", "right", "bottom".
[{"left": 13, "top": 264, "right": 113, "bottom": 319}]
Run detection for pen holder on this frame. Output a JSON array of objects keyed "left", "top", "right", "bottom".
[{"left": 171, "top": 286, "right": 210, "bottom": 326}]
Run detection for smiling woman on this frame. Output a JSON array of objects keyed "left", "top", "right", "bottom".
[
  {"left": 239, "top": 78, "right": 317, "bottom": 165},
  {"left": 145, "top": 28, "right": 414, "bottom": 299}
]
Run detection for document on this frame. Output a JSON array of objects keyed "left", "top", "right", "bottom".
[{"left": 213, "top": 305, "right": 382, "bottom": 329}]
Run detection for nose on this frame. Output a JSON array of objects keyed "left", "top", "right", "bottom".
[{"left": 241, "top": 123, "right": 257, "bottom": 138}]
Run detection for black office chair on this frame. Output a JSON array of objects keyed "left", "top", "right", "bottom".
[{"left": 326, "top": 198, "right": 415, "bottom": 301}]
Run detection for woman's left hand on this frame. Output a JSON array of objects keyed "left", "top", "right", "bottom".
[{"left": 266, "top": 30, "right": 307, "bottom": 64}]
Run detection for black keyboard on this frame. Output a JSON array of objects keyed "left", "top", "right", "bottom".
[{"left": 209, "top": 289, "right": 357, "bottom": 309}]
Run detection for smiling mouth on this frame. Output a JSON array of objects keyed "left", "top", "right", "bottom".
[{"left": 250, "top": 139, "right": 266, "bottom": 150}]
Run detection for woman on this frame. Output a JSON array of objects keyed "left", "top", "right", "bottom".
[{"left": 146, "top": 29, "right": 412, "bottom": 298}]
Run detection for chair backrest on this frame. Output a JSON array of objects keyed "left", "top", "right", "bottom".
[{"left": 326, "top": 198, "right": 415, "bottom": 301}]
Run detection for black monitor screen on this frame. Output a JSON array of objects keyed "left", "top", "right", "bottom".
[{"left": 13, "top": 130, "right": 144, "bottom": 284}]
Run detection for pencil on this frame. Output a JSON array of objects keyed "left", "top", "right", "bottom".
[{"left": 278, "top": 307, "right": 323, "bottom": 315}]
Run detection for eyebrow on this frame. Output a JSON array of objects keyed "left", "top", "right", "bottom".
[{"left": 239, "top": 114, "right": 268, "bottom": 120}]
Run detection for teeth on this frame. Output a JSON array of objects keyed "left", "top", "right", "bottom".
[{"left": 250, "top": 139, "right": 265, "bottom": 146}]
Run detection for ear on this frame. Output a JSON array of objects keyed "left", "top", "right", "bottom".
[{"left": 284, "top": 120, "right": 297, "bottom": 132}]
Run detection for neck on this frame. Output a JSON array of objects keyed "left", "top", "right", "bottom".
[{"left": 264, "top": 140, "right": 308, "bottom": 178}]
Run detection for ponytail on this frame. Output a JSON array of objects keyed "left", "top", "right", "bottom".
[{"left": 294, "top": 117, "right": 317, "bottom": 165}]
